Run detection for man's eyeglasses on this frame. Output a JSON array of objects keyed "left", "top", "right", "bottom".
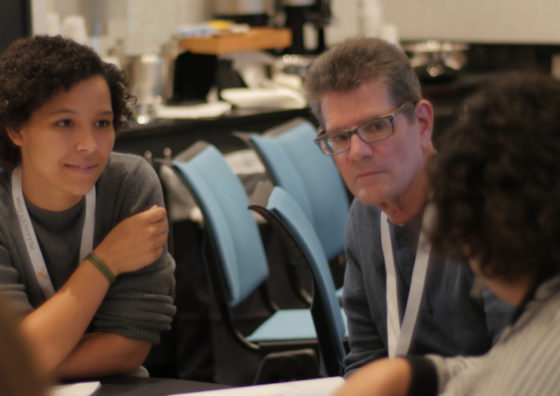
[{"left": 314, "top": 102, "right": 415, "bottom": 155}]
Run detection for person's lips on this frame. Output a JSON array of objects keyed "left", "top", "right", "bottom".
[
  {"left": 64, "top": 163, "right": 97, "bottom": 173},
  {"left": 355, "top": 171, "right": 382, "bottom": 181}
]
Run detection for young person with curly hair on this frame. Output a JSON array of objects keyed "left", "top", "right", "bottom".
[
  {"left": 0, "top": 35, "right": 176, "bottom": 380},
  {"left": 333, "top": 73, "right": 560, "bottom": 395}
]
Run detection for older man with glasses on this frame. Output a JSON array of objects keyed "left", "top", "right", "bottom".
[{"left": 304, "top": 37, "right": 512, "bottom": 376}]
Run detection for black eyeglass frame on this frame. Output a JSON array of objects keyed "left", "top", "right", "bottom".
[{"left": 314, "top": 101, "right": 416, "bottom": 155}]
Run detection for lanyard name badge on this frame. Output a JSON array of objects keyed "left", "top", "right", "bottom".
[
  {"left": 381, "top": 210, "right": 431, "bottom": 357},
  {"left": 11, "top": 167, "right": 95, "bottom": 299}
]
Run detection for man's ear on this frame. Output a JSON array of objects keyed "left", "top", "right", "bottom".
[
  {"left": 6, "top": 129, "right": 23, "bottom": 146},
  {"left": 414, "top": 99, "right": 434, "bottom": 147}
]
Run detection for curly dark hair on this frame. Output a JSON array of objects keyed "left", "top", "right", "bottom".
[
  {"left": 0, "top": 35, "right": 133, "bottom": 170},
  {"left": 428, "top": 72, "right": 560, "bottom": 282},
  {"left": 304, "top": 37, "right": 421, "bottom": 127}
]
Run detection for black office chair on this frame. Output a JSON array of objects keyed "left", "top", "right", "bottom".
[
  {"left": 250, "top": 183, "right": 348, "bottom": 376},
  {"left": 171, "top": 142, "right": 321, "bottom": 384}
]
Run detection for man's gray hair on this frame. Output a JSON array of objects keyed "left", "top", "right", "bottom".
[{"left": 304, "top": 37, "right": 422, "bottom": 126}]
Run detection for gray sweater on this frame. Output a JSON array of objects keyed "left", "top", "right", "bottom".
[
  {"left": 342, "top": 199, "right": 513, "bottom": 375},
  {"left": 0, "top": 152, "right": 176, "bottom": 344}
]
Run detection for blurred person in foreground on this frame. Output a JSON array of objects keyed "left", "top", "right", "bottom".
[
  {"left": 0, "top": 35, "right": 176, "bottom": 380},
  {"left": 304, "top": 37, "right": 511, "bottom": 375},
  {"left": 0, "top": 296, "right": 49, "bottom": 396},
  {"left": 334, "top": 72, "right": 560, "bottom": 395}
]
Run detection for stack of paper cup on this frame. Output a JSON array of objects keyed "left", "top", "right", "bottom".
[{"left": 63, "top": 15, "right": 88, "bottom": 45}]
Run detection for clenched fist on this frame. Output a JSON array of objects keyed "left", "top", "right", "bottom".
[{"left": 92, "top": 205, "right": 169, "bottom": 276}]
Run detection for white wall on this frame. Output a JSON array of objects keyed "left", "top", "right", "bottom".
[
  {"left": 326, "top": 0, "right": 560, "bottom": 46},
  {"left": 34, "top": 0, "right": 560, "bottom": 57},
  {"left": 382, "top": 0, "right": 560, "bottom": 44},
  {"left": 115, "top": 0, "right": 211, "bottom": 55},
  {"left": 325, "top": 0, "right": 361, "bottom": 45}
]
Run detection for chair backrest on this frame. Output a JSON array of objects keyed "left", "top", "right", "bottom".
[
  {"left": 242, "top": 118, "right": 350, "bottom": 261},
  {"left": 172, "top": 142, "right": 269, "bottom": 307},
  {"left": 251, "top": 185, "right": 347, "bottom": 376}
]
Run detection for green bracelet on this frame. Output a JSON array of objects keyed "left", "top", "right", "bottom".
[{"left": 85, "top": 252, "right": 116, "bottom": 285}]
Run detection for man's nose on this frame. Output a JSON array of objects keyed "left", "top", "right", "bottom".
[{"left": 347, "top": 132, "right": 372, "bottom": 159}]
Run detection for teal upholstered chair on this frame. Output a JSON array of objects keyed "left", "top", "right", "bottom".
[
  {"left": 250, "top": 184, "right": 348, "bottom": 376},
  {"left": 171, "top": 142, "right": 320, "bottom": 383},
  {"left": 237, "top": 118, "right": 349, "bottom": 299}
]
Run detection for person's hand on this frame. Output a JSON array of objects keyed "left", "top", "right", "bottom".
[
  {"left": 92, "top": 205, "right": 169, "bottom": 276},
  {"left": 334, "top": 358, "right": 412, "bottom": 396}
]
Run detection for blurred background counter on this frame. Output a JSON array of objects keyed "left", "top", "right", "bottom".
[{"left": 114, "top": 107, "right": 313, "bottom": 158}]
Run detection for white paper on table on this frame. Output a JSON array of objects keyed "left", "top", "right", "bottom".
[
  {"left": 168, "top": 376, "right": 345, "bottom": 396},
  {"left": 50, "top": 381, "right": 101, "bottom": 396}
]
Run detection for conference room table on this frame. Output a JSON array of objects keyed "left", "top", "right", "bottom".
[
  {"left": 92, "top": 375, "right": 344, "bottom": 396},
  {"left": 93, "top": 376, "right": 227, "bottom": 396}
]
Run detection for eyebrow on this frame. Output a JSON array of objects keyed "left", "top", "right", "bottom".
[
  {"left": 47, "top": 108, "right": 114, "bottom": 116},
  {"left": 329, "top": 115, "right": 387, "bottom": 133}
]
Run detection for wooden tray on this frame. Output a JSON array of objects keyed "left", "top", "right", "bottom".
[{"left": 177, "top": 27, "right": 292, "bottom": 55}]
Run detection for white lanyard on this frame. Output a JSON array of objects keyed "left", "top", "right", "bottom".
[
  {"left": 381, "top": 210, "right": 431, "bottom": 357},
  {"left": 11, "top": 167, "right": 96, "bottom": 299}
]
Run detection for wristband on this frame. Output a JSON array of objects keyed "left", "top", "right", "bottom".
[{"left": 85, "top": 252, "right": 116, "bottom": 285}]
